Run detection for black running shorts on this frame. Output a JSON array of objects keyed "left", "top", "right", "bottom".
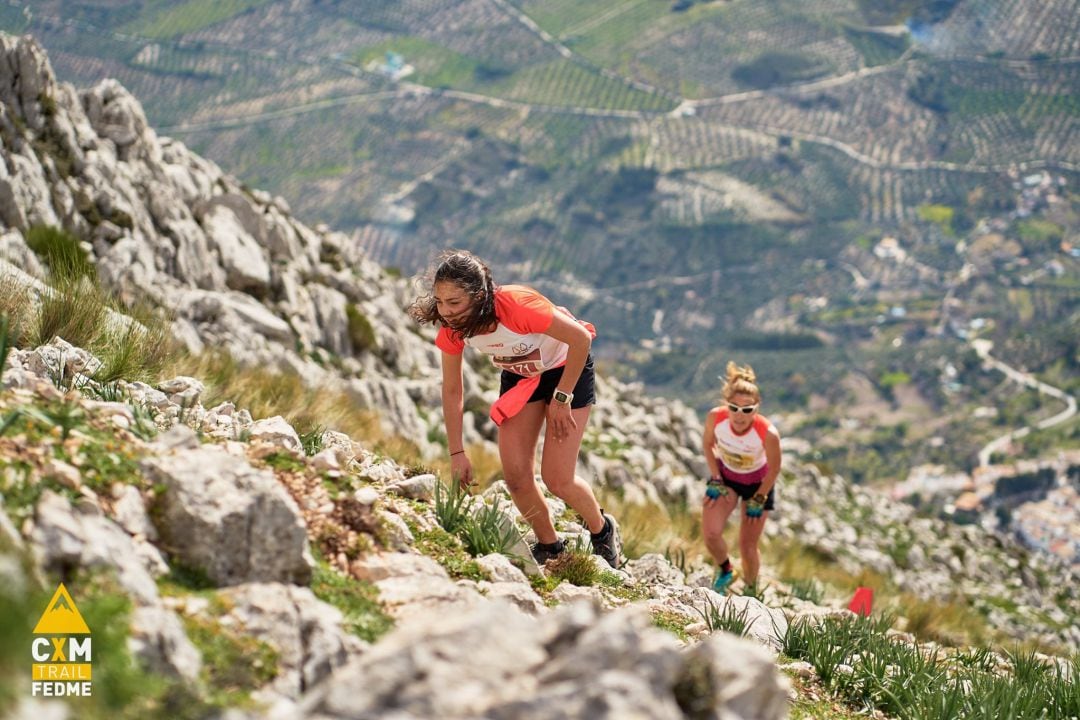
[
  {"left": 721, "top": 476, "right": 776, "bottom": 512},
  {"left": 499, "top": 355, "right": 596, "bottom": 410}
]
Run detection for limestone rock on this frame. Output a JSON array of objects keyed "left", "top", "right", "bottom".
[{"left": 142, "top": 445, "right": 313, "bottom": 586}]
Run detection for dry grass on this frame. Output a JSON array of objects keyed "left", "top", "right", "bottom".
[
  {"left": 0, "top": 272, "right": 33, "bottom": 347},
  {"left": 766, "top": 535, "right": 1001, "bottom": 647},
  {"left": 33, "top": 273, "right": 109, "bottom": 350},
  {"left": 894, "top": 592, "right": 995, "bottom": 647},
  {"left": 94, "top": 304, "right": 176, "bottom": 383},
  {"left": 594, "top": 490, "right": 710, "bottom": 568},
  {"left": 766, "top": 537, "right": 889, "bottom": 594},
  {"left": 163, "top": 349, "right": 440, "bottom": 466},
  {"left": 1, "top": 265, "right": 173, "bottom": 384},
  {"left": 166, "top": 349, "right": 381, "bottom": 435}
]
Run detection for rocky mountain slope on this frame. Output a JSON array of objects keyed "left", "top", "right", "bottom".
[{"left": 0, "top": 33, "right": 1077, "bottom": 719}]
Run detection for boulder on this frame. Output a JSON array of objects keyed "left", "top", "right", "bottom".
[{"left": 142, "top": 445, "right": 313, "bottom": 586}]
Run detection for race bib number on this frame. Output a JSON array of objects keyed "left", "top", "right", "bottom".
[
  {"left": 719, "top": 449, "right": 755, "bottom": 471},
  {"left": 493, "top": 348, "right": 543, "bottom": 376}
]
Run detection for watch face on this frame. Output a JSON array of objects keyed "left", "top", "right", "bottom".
[{"left": 554, "top": 390, "right": 571, "bottom": 403}]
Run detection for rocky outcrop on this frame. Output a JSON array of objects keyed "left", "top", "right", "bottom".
[
  {"left": 142, "top": 434, "right": 314, "bottom": 587},
  {"left": 307, "top": 601, "right": 788, "bottom": 720}
]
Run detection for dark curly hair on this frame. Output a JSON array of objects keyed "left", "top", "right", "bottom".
[{"left": 408, "top": 249, "right": 497, "bottom": 340}]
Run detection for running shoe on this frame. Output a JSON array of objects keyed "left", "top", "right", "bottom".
[
  {"left": 531, "top": 539, "right": 566, "bottom": 565},
  {"left": 712, "top": 568, "right": 736, "bottom": 594},
  {"left": 590, "top": 511, "right": 623, "bottom": 569}
]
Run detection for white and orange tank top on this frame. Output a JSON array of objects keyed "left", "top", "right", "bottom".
[
  {"left": 435, "top": 286, "right": 594, "bottom": 378},
  {"left": 712, "top": 408, "right": 774, "bottom": 482}
]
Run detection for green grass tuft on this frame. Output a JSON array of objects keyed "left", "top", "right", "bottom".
[
  {"left": 310, "top": 559, "right": 395, "bottom": 643},
  {"left": 545, "top": 544, "right": 602, "bottom": 587},
  {"left": 26, "top": 225, "right": 95, "bottom": 281}
]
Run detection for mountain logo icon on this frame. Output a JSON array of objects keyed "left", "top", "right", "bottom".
[{"left": 33, "top": 584, "right": 90, "bottom": 635}]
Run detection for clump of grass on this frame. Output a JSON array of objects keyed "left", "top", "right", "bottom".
[
  {"left": 897, "top": 591, "right": 991, "bottom": 647},
  {"left": 788, "top": 577, "right": 824, "bottom": 604},
  {"left": 181, "top": 614, "right": 279, "bottom": 707},
  {"left": 0, "top": 316, "right": 11, "bottom": 384},
  {"left": 0, "top": 277, "right": 32, "bottom": 349},
  {"left": 651, "top": 608, "right": 692, "bottom": 642},
  {"left": 33, "top": 271, "right": 109, "bottom": 351},
  {"left": 434, "top": 478, "right": 473, "bottom": 535},
  {"left": 13, "top": 226, "right": 175, "bottom": 385},
  {"left": 781, "top": 613, "right": 1078, "bottom": 719},
  {"left": 412, "top": 524, "right": 486, "bottom": 582},
  {"left": 260, "top": 452, "right": 305, "bottom": 473},
  {"left": 432, "top": 481, "right": 523, "bottom": 559},
  {"left": 545, "top": 544, "right": 601, "bottom": 587},
  {"left": 310, "top": 558, "right": 394, "bottom": 642},
  {"left": 594, "top": 489, "right": 705, "bottom": 565},
  {"left": 529, "top": 573, "right": 561, "bottom": 595},
  {"left": 461, "top": 496, "right": 521, "bottom": 557},
  {"left": 26, "top": 224, "right": 95, "bottom": 280},
  {"left": 696, "top": 597, "right": 757, "bottom": 637},
  {"left": 741, "top": 582, "right": 767, "bottom": 602},
  {"left": 93, "top": 305, "right": 175, "bottom": 384},
  {"left": 296, "top": 422, "right": 326, "bottom": 456}
]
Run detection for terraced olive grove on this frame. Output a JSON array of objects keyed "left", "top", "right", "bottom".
[{"left": 4, "top": 0, "right": 1077, "bottom": 483}]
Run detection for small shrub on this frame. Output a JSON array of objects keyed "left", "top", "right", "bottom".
[{"left": 545, "top": 546, "right": 601, "bottom": 587}]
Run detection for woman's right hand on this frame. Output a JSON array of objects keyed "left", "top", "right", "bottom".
[{"left": 451, "top": 452, "right": 474, "bottom": 489}]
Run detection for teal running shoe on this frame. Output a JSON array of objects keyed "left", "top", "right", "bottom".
[{"left": 712, "top": 568, "right": 736, "bottom": 594}]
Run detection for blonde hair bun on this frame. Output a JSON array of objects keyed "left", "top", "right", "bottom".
[{"left": 722, "top": 361, "right": 760, "bottom": 402}]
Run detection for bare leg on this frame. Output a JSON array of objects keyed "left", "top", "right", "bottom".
[
  {"left": 539, "top": 406, "right": 604, "bottom": 533},
  {"left": 498, "top": 401, "right": 557, "bottom": 542},
  {"left": 702, "top": 491, "right": 739, "bottom": 565},
  {"left": 739, "top": 510, "right": 769, "bottom": 585}
]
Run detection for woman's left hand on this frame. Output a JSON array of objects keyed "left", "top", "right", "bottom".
[{"left": 546, "top": 401, "right": 576, "bottom": 442}]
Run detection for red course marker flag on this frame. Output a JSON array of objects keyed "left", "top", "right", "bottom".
[{"left": 848, "top": 586, "right": 873, "bottom": 616}]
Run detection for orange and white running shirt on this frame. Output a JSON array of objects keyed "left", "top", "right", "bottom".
[
  {"left": 435, "top": 286, "right": 582, "bottom": 377},
  {"left": 712, "top": 408, "right": 775, "bottom": 483}
]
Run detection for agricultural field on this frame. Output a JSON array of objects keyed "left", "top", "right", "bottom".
[{"left": 3, "top": 0, "right": 1078, "bottom": 482}]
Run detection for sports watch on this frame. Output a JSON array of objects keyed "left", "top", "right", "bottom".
[{"left": 553, "top": 389, "right": 574, "bottom": 405}]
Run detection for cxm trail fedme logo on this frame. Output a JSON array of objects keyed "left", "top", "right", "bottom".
[{"left": 30, "top": 583, "right": 93, "bottom": 697}]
